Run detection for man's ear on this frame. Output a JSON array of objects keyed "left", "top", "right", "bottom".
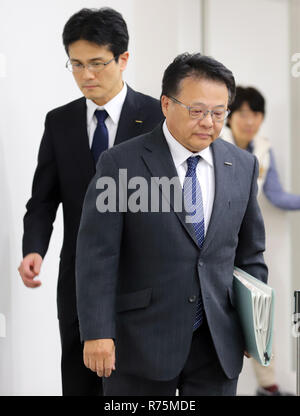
[
  {"left": 118, "top": 51, "right": 129, "bottom": 72},
  {"left": 161, "top": 95, "right": 170, "bottom": 118}
]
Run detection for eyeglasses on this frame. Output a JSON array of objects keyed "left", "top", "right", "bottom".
[
  {"left": 66, "top": 57, "right": 116, "bottom": 73},
  {"left": 168, "top": 96, "right": 230, "bottom": 122}
]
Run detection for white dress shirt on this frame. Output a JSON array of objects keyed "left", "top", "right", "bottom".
[
  {"left": 163, "top": 120, "right": 215, "bottom": 234},
  {"left": 86, "top": 82, "right": 128, "bottom": 149}
]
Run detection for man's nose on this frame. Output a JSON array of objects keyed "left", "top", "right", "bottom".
[
  {"left": 245, "top": 115, "right": 255, "bottom": 125},
  {"left": 81, "top": 66, "right": 96, "bottom": 80},
  {"left": 200, "top": 111, "right": 214, "bottom": 128}
]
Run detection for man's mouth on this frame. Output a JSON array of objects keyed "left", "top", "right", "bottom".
[
  {"left": 194, "top": 133, "right": 211, "bottom": 139},
  {"left": 83, "top": 85, "right": 99, "bottom": 89}
]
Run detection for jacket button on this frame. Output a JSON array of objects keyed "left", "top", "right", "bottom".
[{"left": 188, "top": 295, "right": 197, "bottom": 303}]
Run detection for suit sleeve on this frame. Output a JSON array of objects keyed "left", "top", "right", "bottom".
[
  {"left": 263, "top": 149, "right": 300, "bottom": 210},
  {"left": 22, "top": 114, "right": 61, "bottom": 258},
  {"left": 75, "top": 150, "right": 123, "bottom": 341},
  {"left": 234, "top": 156, "right": 268, "bottom": 283}
]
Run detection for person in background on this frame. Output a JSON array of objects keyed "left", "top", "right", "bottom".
[
  {"left": 18, "top": 7, "right": 163, "bottom": 396},
  {"left": 222, "top": 86, "right": 298, "bottom": 396}
]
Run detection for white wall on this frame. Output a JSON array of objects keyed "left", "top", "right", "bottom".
[
  {"left": 204, "top": 0, "right": 295, "bottom": 395},
  {"left": 0, "top": 0, "right": 296, "bottom": 396},
  {"left": 131, "top": 0, "right": 202, "bottom": 99},
  {"left": 0, "top": 138, "right": 13, "bottom": 395}
]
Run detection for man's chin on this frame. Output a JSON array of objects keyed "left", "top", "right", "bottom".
[
  {"left": 83, "top": 92, "right": 101, "bottom": 102},
  {"left": 191, "top": 136, "right": 214, "bottom": 151}
]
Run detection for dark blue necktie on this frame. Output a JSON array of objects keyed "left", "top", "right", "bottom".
[
  {"left": 91, "top": 110, "right": 109, "bottom": 164},
  {"left": 183, "top": 156, "right": 205, "bottom": 330}
]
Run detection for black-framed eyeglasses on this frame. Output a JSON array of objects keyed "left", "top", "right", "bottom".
[
  {"left": 65, "top": 57, "right": 116, "bottom": 73},
  {"left": 169, "top": 96, "right": 230, "bottom": 122}
]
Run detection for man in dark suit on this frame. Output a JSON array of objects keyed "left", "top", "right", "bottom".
[
  {"left": 76, "top": 53, "right": 268, "bottom": 396},
  {"left": 18, "top": 7, "right": 163, "bottom": 396}
]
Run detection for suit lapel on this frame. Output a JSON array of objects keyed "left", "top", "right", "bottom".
[
  {"left": 114, "top": 86, "right": 146, "bottom": 145},
  {"left": 200, "top": 138, "right": 234, "bottom": 255},
  {"left": 141, "top": 125, "right": 200, "bottom": 249}
]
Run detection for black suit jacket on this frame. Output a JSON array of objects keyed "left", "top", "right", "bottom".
[
  {"left": 23, "top": 86, "right": 164, "bottom": 322},
  {"left": 76, "top": 123, "right": 268, "bottom": 380}
]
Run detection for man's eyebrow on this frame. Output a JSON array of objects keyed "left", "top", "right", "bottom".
[
  {"left": 89, "top": 57, "right": 107, "bottom": 62},
  {"left": 191, "top": 102, "right": 226, "bottom": 108},
  {"left": 70, "top": 57, "right": 107, "bottom": 63}
]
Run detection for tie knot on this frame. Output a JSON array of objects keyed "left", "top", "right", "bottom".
[
  {"left": 186, "top": 156, "right": 200, "bottom": 173},
  {"left": 95, "top": 109, "right": 108, "bottom": 124}
]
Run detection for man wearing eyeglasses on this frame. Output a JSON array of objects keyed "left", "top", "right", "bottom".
[
  {"left": 18, "top": 7, "right": 163, "bottom": 396},
  {"left": 75, "top": 53, "right": 268, "bottom": 396}
]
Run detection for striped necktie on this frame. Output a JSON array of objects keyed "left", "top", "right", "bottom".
[{"left": 183, "top": 156, "right": 205, "bottom": 330}]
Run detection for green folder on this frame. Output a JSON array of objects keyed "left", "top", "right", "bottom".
[{"left": 233, "top": 267, "right": 275, "bottom": 366}]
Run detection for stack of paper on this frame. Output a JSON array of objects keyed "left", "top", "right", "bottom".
[{"left": 233, "top": 267, "right": 275, "bottom": 366}]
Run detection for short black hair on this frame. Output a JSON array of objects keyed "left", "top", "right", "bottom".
[
  {"left": 161, "top": 53, "right": 236, "bottom": 105},
  {"left": 228, "top": 86, "right": 265, "bottom": 117},
  {"left": 62, "top": 7, "right": 129, "bottom": 59}
]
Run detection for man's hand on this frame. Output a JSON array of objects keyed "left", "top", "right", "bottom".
[
  {"left": 244, "top": 351, "right": 251, "bottom": 358},
  {"left": 84, "top": 339, "right": 116, "bottom": 378},
  {"left": 18, "top": 253, "right": 43, "bottom": 288}
]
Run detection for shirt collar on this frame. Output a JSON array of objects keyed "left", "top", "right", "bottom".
[
  {"left": 162, "top": 120, "right": 214, "bottom": 169},
  {"left": 86, "top": 82, "right": 127, "bottom": 126}
]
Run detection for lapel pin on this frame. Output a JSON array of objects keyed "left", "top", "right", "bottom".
[
  {"left": 135, "top": 120, "right": 143, "bottom": 124},
  {"left": 224, "top": 162, "right": 232, "bottom": 166}
]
